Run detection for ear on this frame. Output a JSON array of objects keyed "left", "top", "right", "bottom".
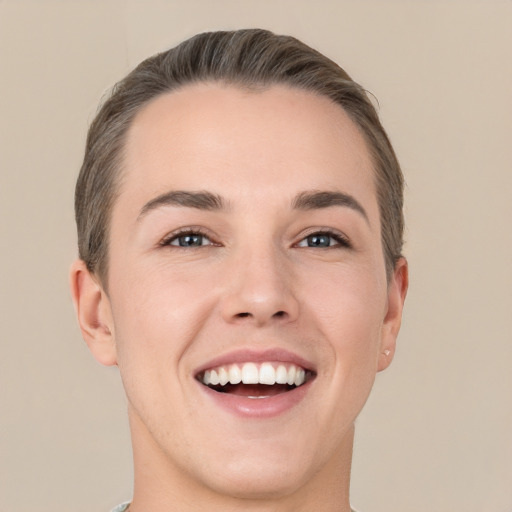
[
  {"left": 378, "top": 257, "right": 408, "bottom": 372},
  {"left": 69, "top": 259, "right": 117, "bottom": 366}
]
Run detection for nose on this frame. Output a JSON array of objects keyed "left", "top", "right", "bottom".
[{"left": 220, "top": 246, "right": 299, "bottom": 326}]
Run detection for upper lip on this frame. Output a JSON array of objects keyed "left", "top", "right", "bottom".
[{"left": 194, "top": 348, "right": 316, "bottom": 377}]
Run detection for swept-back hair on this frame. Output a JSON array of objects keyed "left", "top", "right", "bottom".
[{"left": 75, "top": 29, "right": 404, "bottom": 284}]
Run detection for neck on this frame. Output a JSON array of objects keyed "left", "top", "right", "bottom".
[{"left": 127, "top": 406, "right": 354, "bottom": 512}]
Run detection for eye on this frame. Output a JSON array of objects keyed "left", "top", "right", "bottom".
[
  {"left": 161, "top": 229, "right": 216, "bottom": 248},
  {"left": 296, "top": 231, "right": 351, "bottom": 249}
]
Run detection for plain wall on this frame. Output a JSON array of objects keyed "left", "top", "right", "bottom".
[{"left": 1, "top": 1, "right": 511, "bottom": 511}]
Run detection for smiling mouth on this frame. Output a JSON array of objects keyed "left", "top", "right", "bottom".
[{"left": 196, "top": 362, "right": 315, "bottom": 398}]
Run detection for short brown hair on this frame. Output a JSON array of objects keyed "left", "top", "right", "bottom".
[{"left": 75, "top": 29, "right": 404, "bottom": 284}]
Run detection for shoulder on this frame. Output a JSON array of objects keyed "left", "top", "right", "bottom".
[
  {"left": 110, "top": 503, "right": 357, "bottom": 512},
  {"left": 110, "top": 503, "right": 130, "bottom": 512}
]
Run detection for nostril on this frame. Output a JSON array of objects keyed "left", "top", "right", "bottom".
[{"left": 230, "top": 310, "right": 291, "bottom": 323}]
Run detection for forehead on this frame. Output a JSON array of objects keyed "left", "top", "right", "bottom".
[{"left": 117, "top": 83, "right": 378, "bottom": 220}]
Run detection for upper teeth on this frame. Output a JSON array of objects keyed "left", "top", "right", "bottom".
[{"left": 202, "top": 362, "right": 307, "bottom": 387}]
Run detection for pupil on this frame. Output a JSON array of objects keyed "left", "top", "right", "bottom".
[
  {"left": 179, "top": 234, "right": 202, "bottom": 246},
  {"left": 308, "top": 234, "right": 330, "bottom": 247}
]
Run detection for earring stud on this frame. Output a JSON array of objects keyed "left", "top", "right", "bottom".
[{"left": 383, "top": 349, "right": 391, "bottom": 356}]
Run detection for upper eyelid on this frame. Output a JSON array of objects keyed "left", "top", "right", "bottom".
[
  {"left": 295, "top": 227, "right": 351, "bottom": 245},
  {"left": 160, "top": 227, "right": 217, "bottom": 246},
  {"left": 158, "top": 226, "right": 351, "bottom": 247}
]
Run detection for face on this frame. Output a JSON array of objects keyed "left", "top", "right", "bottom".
[{"left": 80, "top": 83, "right": 406, "bottom": 501}]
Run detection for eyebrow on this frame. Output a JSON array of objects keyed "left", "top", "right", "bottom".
[
  {"left": 138, "top": 190, "right": 227, "bottom": 220},
  {"left": 137, "top": 189, "right": 369, "bottom": 224},
  {"left": 292, "top": 190, "right": 369, "bottom": 224}
]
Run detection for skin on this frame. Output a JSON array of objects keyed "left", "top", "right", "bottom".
[{"left": 70, "top": 83, "right": 408, "bottom": 512}]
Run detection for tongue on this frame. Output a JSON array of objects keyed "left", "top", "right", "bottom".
[{"left": 221, "top": 383, "right": 291, "bottom": 397}]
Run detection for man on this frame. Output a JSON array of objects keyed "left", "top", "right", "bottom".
[{"left": 70, "top": 29, "right": 408, "bottom": 512}]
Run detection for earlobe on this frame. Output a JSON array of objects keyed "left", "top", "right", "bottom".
[
  {"left": 69, "top": 260, "right": 117, "bottom": 366},
  {"left": 378, "top": 257, "right": 408, "bottom": 372}
]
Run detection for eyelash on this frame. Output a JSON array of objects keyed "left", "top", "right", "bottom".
[
  {"left": 160, "top": 227, "right": 218, "bottom": 248},
  {"left": 295, "top": 228, "right": 352, "bottom": 249},
  {"left": 160, "top": 227, "right": 352, "bottom": 249}
]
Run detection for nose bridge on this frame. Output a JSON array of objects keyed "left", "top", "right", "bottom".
[{"left": 221, "top": 240, "right": 298, "bottom": 325}]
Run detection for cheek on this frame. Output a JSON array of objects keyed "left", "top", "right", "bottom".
[
  {"left": 108, "top": 263, "right": 220, "bottom": 434},
  {"left": 305, "top": 265, "right": 386, "bottom": 398},
  {"left": 306, "top": 263, "right": 386, "bottom": 342},
  {"left": 109, "top": 259, "right": 220, "bottom": 366}
]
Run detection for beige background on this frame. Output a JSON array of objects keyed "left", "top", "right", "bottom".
[{"left": 1, "top": 1, "right": 511, "bottom": 511}]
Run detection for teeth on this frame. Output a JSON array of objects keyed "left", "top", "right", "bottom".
[
  {"left": 295, "top": 368, "right": 305, "bottom": 386},
  {"left": 209, "top": 369, "right": 220, "bottom": 386},
  {"left": 218, "top": 367, "right": 229, "bottom": 386},
  {"left": 201, "top": 362, "right": 309, "bottom": 387},
  {"left": 228, "top": 364, "right": 242, "bottom": 384},
  {"left": 286, "top": 365, "right": 296, "bottom": 386},
  {"left": 241, "top": 362, "right": 259, "bottom": 384},
  {"left": 276, "top": 365, "right": 288, "bottom": 384},
  {"left": 259, "top": 363, "right": 276, "bottom": 385}
]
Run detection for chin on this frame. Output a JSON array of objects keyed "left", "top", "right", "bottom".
[
  {"left": 204, "top": 460, "right": 311, "bottom": 500},
  {"left": 189, "top": 436, "right": 325, "bottom": 501}
]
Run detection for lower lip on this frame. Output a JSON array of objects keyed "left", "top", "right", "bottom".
[{"left": 198, "top": 380, "right": 314, "bottom": 418}]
